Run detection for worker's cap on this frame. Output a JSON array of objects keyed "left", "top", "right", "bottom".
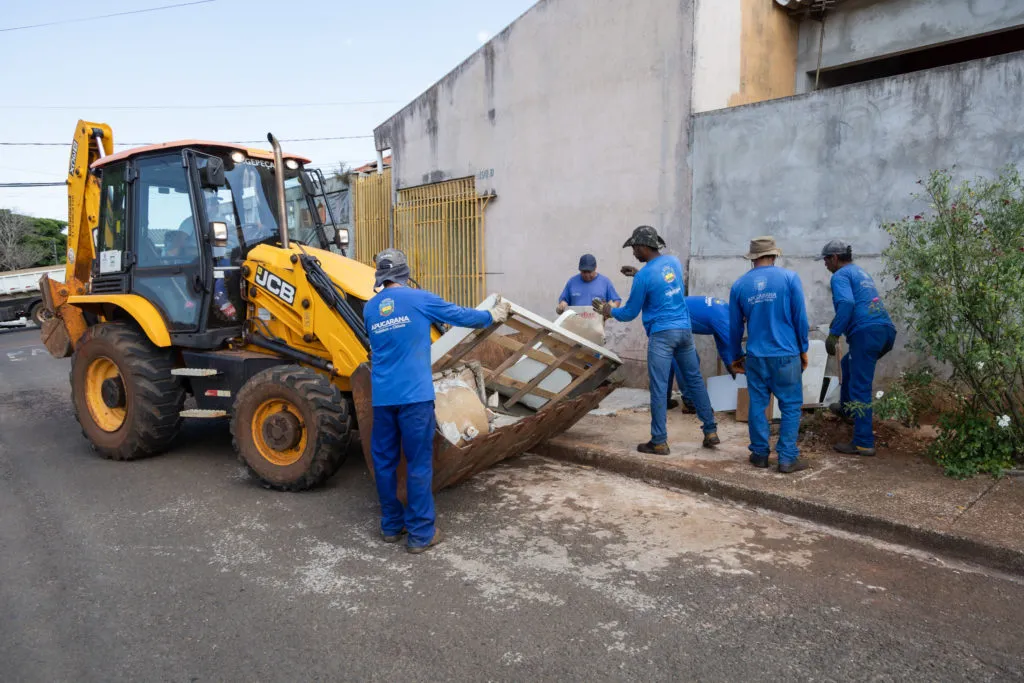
[
  {"left": 744, "top": 236, "right": 783, "bottom": 260},
  {"left": 622, "top": 225, "right": 666, "bottom": 250},
  {"left": 578, "top": 254, "right": 597, "bottom": 272},
  {"left": 820, "top": 239, "right": 853, "bottom": 260},
  {"left": 374, "top": 248, "right": 411, "bottom": 288}
]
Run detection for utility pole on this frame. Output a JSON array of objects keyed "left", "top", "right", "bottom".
[{"left": 52, "top": 238, "right": 58, "bottom": 265}]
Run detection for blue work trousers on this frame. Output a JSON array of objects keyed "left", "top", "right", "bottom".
[
  {"left": 746, "top": 355, "right": 804, "bottom": 465},
  {"left": 371, "top": 401, "right": 437, "bottom": 547},
  {"left": 648, "top": 329, "right": 717, "bottom": 444},
  {"left": 667, "top": 354, "right": 700, "bottom": 409},
  {"left": 840, "top": 325, "right": 897, "bottom": 448}
]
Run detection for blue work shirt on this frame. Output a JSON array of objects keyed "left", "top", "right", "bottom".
[
  {"left": 558, "top": 273, "right": 621, "bottom": 307},
  {"left": 364, "top": 287, "right": 493, "bottom": 407},
  {"left": 610, "top": 254, "right": 689, "bottom": 336},
  {"left": 828, "top": 263, "right": 895, "bottom": 337},
  {"left": 686, "top": 296, "right": 734, "bottom": 366},
  {"left": 729, "top": 266, "right": 809, "bottom": 359}
]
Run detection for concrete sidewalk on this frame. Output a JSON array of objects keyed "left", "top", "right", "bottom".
[{"left": 533, "top": 397, "right": 1024, "bottom": 575}]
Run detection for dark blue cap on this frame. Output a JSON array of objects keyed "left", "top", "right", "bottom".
[{"left": 578, "top": 254, "right": 597, "bottom": 272}]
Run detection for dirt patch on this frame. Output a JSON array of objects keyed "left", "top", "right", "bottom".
[{"left": 799, "top": 409, "right": 936, "bottom": 458}]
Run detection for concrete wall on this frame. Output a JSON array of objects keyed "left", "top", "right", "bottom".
[
  {"left": 693, "top": 0, "right": 798, "bottom": 113},
  {"left": 375, "top": 0, "right": 696, "bottom": 372},
  {"left": 796, "top": 0, "right": 1024, "bottom": 92},
  {"left": 689, "top": 51, "right": 1024, "bottom": 378}
]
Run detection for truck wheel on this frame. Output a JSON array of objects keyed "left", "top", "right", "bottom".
[
  {"left": 70, "top": 323, "right": 185, "bottom": 460},
  {"left": 29, "top": 302, "right": 45, "bottom": 327},
  {"left": 231, "top": 365, "right": 351, "bottom": 491}
]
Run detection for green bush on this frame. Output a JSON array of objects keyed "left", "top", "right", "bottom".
[{"left": 881, "top": 168, "right": 1024, "bottom": 477}]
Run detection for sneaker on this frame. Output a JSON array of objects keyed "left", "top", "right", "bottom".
[
  {"left": 637, "top": 441, "right": 670, "bottom": 455},
  {"left": 833, "top": 442, "right": 876, "bottom": 457},
  {"left": 667, "top": 398, "right": 680, "bottom": 410},
  {"left": 778, "top": 460, "right": 809, "bottom": 474},
  {"left": 702, "top": 432, "right": 721, "bottom": 448},
  {"left": 749, "top": 453, "right": 770, "bottom": 468},
  {"left": 381, "top": 528, "right": 407, "bottom": 544},
  {"left": 407, "top": 527, "right": 444, "bottom": 554},
  {"left": 681, "top": 403, "right": 697, "bottom": 415}
]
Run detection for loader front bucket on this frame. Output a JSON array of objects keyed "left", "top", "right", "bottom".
[{"left": 351, "top": 295, "right": 622, "bottom": 498}]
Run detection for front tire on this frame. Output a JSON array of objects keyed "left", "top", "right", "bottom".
[
  {"left": 231, "top": 365, "right": 351, "bottom": 491},
  {"left": 70, "top": 323, "right": 185, "bottom": 460}
]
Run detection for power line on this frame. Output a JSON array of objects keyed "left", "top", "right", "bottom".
[
  {"left": 0, "top": 101, "right": 399, "bottom": 110},
  {"left": 0, "top": 0, "right": 215, "bottom": 33},
  {"left": 0, "top": 135, "right": 374, "bottom": 147}
]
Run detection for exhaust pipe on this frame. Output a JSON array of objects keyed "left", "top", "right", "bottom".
[{"left": 267, "top": 132, "right": 290, "bottom": 249}]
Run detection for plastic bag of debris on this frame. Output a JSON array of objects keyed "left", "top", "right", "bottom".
[{"left": 433, "top": 363, "right": 492, "bottom": 446}]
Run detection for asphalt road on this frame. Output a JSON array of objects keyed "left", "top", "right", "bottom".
[{"left": 2, "top": 325, "right": 1023, "bottom": 682}]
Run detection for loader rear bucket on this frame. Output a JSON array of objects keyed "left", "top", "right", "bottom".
[{"left": 352, "top": 296, "right": 622, "bottom": 498}]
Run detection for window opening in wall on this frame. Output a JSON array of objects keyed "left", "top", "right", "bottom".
[{"left": 813, "top": 26, "right": 1024, "bottom": 90}]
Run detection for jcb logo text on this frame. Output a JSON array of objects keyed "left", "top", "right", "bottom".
[{"left": 254, "top": 266, "right": 296, "bottom": 305}]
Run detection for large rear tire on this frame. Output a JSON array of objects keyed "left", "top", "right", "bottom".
[
  {"left": 231, "top": 365, "right": 351, "bottom": 491},
  {"left": 70, "top": 323, "right": 185, "bottom": 460}
]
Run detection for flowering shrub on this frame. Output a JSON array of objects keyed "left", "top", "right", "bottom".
[{"left": 881, "top": 169, "right": 1024, "bottom": 477}]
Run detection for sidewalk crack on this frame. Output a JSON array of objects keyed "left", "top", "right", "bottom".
[{"left": 951, "top": 478, "right": 1001, "bottom": 525}]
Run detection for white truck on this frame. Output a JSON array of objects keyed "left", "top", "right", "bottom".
[{"left": 0, "top": 265, "right": 65, "bottom": 327}]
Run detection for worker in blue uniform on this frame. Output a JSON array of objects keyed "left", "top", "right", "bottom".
[
  {"left": 729, "top": 236, "right": 810, "bottom": 474},
  {"left": 595, "top": 225, "right": 720, "bottom": 455},
  {"left": 822, "top": 240, "right": 897, "bottom": 457},
  {"left": 364, "top": 249, "right": 511, "bottom": 553},
  {"left": 557, "top": 253, "right": 621, "bottom": 314},
  {"left": 618, "top": 274, "right": 735, "bottom": 411}
]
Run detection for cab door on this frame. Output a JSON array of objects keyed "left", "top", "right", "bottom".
[{"left": 130, "top": 153, "right": 204, "bottom": 332}]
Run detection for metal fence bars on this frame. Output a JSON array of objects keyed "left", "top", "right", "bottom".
[{"left": 393, "top": 177, "right": 487, "bottom": 307}]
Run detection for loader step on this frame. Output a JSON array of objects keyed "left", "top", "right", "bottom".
[
  {"left": 171, "top": 368, "right": 220, "bottom": 377},
  {"left": 180, "top": 409, "right": 229, "bottom": 419}
]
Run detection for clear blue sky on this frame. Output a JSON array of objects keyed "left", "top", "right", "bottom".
[{"left": 0, "top": 0, "right": 536, "bottom": 220}]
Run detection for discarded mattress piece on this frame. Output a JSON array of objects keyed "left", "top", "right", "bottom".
[
  {"left": 433, "top": 364, "right": 492, "bottom": 446},
  {"left": 553, "top": 306, "right": 606, "bottom": 346}
]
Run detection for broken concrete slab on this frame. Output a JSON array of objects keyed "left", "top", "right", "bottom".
[{"left": 589, "top": 388, "right": 651, "bottom": 416}]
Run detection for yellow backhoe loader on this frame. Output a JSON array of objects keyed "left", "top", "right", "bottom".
[{"left": 40, "top": 120, "right": 620, "bottom": 494}]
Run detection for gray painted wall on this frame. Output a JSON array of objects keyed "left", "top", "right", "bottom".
[
  {"left": 689, "top": 51, "right": 1024, "bottom": 379},
  {"left": 796, "top": 0, "right": 1024, "bottom": 92},
  {"left": 375, "top": 0, "right": 696, "bottom": 370}
]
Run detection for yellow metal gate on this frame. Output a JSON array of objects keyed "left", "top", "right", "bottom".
[
  {"left": 352, "top": 169, "right": 392, "bottom": 267},
  {"left": 394, "top": 177, "right": 488, "bottom": 307}
]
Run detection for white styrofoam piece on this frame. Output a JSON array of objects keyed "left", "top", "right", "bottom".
[
  {"left": 769, "top": 339, "right": 829, "bottom": 417},
  {"left": 706, "top": 374, "right": 745, "bottom": 412}
]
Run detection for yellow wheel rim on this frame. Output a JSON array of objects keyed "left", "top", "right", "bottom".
[
  {"left": 84, "top": 356, "right": 127, "bottom": 432},
  {"left": 251, "top": 399, "right": 307, "bottom": 466}
]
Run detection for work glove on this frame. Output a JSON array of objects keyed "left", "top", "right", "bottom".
[
  {"left": 620, "top": 265, "right": 637, "bottom": 278},
  {"left": 556, "top": 301, "right": 568, "bottom": 315},
  {"left": 730, "top": 357, "right": 746, "bottom": 375},
  {"left": 489, "top": 297, "right": 512, "bottom": 325},
  {"left": 825, "top": 334, "right": 839, "bottom": 357},
  {"left": 592, "top": 297, "right": 612, "bottom": 319},
  {"left": 800, "top": 352, "right": 809, "bottom": 371}
]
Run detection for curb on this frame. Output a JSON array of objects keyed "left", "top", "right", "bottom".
[{"left": 534, "top": 439, "right": 1024, "bottom": 577}]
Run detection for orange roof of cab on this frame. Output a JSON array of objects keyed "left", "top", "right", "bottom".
[{"left": 91, "top": 139, "right": 312, "bottom": 169}]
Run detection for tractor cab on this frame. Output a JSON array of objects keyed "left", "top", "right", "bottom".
[{"left": 88, "top": 142, "right": 347, "bottom": 348}]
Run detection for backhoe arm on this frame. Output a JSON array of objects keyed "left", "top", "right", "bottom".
[{"left": 39, "top": 120, "right": 114, "bottom": 357}]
